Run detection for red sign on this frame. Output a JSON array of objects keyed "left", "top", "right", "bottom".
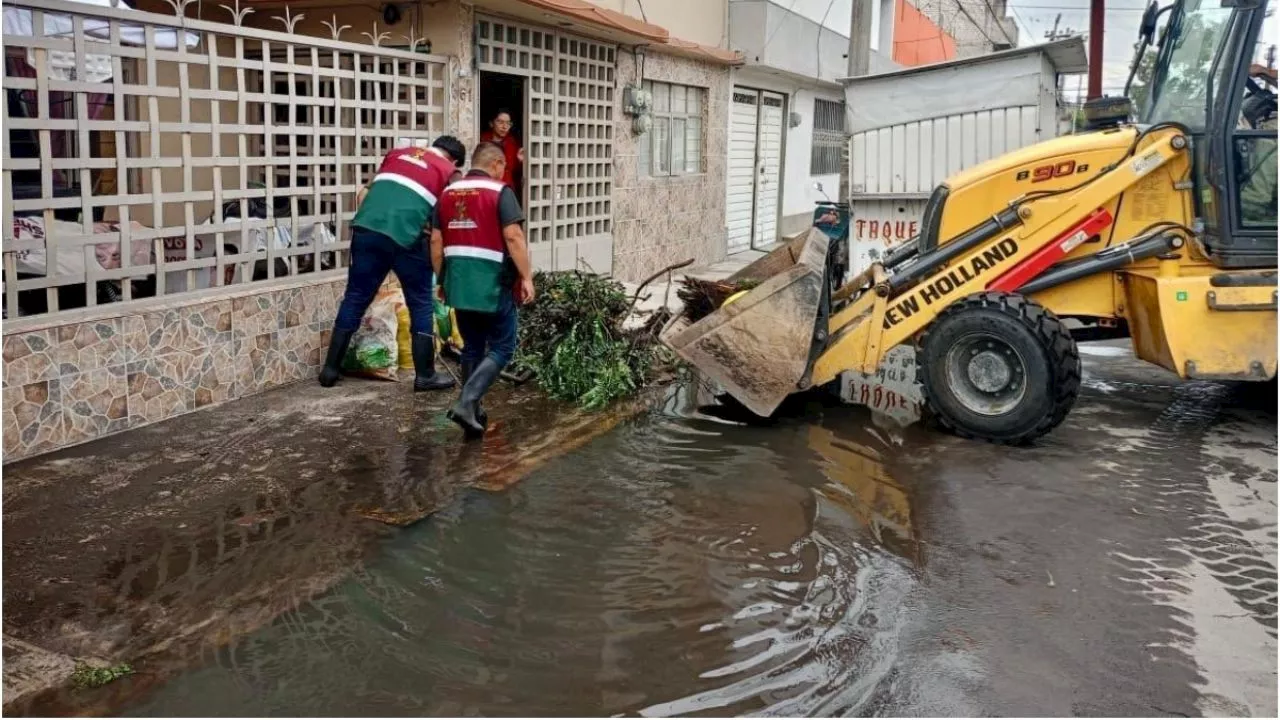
[{"left": 854, "top": 218, "right": 919, "bottom": 242}]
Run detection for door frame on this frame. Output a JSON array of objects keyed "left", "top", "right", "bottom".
[
  {"left": 475, "top": 69, "right": 531, "bottom": 216},
  {"left": 473, "top": 14, "right": 616, "bottom": 273}
]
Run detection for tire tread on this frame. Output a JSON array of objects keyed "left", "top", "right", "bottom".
[{"left": 916, "top": 291, "right": 1081, "bottom": 445}]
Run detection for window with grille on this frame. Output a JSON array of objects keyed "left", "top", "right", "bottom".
[
  {"left": 811, "top": 98, "right": 845, "bottom": 175},
  {"left": 638, "top": 80, "right": 704, "bottom": 177}
]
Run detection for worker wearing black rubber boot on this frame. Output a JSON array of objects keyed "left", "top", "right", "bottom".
[
  {"left": 457, "top": 356, "right": 489, "bottom": 429},
  {"left": 319, "top": 136, "right": 466, "bottom": 389},
  {"left": 410, "top": 331, "right": 456, "bottom": 392},
  {"left": 431, "top": 142, "right": 534, "bottom": 438}
]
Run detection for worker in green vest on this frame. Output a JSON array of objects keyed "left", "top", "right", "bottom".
[
  {"left": 319, "top": 136, "right": 466, "bottom": 392},
  {"left": 431, "top": 142, "right": 535, "bottom": 438}
]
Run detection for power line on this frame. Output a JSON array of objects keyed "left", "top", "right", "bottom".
[
  {"left": 760, "top": 0, "right": 800, "bottom": 57},
  {"left": 953, "top": 1, "right": 1003, "bottom": 48},
  {"left": 1004, "top": 4, "right": 1145, "bottom": 10},
  {"left": 814, "top": 0, "right": 839, "bottom": 79},
  {"left": 1008, "top": 6, "right": 1038, "bottom": 41},
  {"left": 981, "top": 0, "right": 1019, "bottom": 46}
]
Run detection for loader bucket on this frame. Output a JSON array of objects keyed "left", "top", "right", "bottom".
[{"left": 660, "top": 228, "right": 831, "bottom": 417}]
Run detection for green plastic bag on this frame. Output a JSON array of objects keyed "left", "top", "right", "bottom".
[{"left": 434, "top": 300, "right": 452, "bottom": 340}]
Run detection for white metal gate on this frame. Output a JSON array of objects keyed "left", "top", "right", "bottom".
[
  {"left": 726, "top": 91, "right": 758, "bottom": 254},
  {"left": 475, "top": 16, "right": 615, "bottom": 274},
  {"left": 725, "top": 88, "right": 784, "bottom": 254},
  {"left": 848, "top": 105, "right": 1042, "bottom": 272}
]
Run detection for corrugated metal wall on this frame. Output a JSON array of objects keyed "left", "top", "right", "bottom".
[
  {"left": 846, "top": 104, "right": 1043, "bottom": 272},
  {"left": 849, "top": 105, "right": 1041, "bottom": 196}
]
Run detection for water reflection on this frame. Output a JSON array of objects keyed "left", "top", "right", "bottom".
[{"left": 125, "top": 410, "right": 920, "bottom": 717}]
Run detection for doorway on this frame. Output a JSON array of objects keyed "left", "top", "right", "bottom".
[
  {"left": 478, "top": 71, "right": 527, "bottom": 206},
  {"left": 474, "top": 16, "right": 616, "bottom": 273},
  {"left": 726, "top": 87, "right": 786, "bottom": 253}
]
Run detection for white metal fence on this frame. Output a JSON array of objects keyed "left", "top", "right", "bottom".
[{"left": 2, "top": 0, "right": 449, "bottom": 327}]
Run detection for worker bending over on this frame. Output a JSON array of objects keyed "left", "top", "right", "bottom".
[
  {"left": 320, "top": 136, "right": 467, "bottom": 392},
  {"left": 431, "top": 142, "right": 535, "bottom": 438}
]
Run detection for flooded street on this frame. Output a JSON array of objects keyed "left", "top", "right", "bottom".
[
  {"left": 112, "top": 344, "right": 1276, "bottom": 718},
  {"left": 124, "top": 409, "right": 920, "bottom": 716}
]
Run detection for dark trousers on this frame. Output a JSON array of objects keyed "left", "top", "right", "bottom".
[
  {"left": 334, "top": 227, "right": 433, "bottom": 335},
  {"left": 455, "top": 289, "right": 519, "bottom": 369}
]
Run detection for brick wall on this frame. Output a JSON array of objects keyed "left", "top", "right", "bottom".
[{"left": 611, "top": 50, "right": 731, "bottom": 282}]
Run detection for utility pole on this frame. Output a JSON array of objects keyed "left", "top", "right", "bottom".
[
  {"left": 847, "top": 0, "right": 874, "bottom": 77},
  {"left": 1088, "top": 0, "right": 1105, "bottom": 98}
]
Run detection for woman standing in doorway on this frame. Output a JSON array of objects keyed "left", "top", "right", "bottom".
[{"left": 479, "top": 109, "right": 524, "bottom": 197}]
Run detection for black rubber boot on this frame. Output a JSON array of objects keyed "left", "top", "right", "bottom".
[
  {"left": 458, "top": 356, "right": 489, "bottom": 429},
  {"left": 447, "top": 357, "right": 501, "bottom": 439},
  {"left": 412, "top": 333, "right": 455, "bottom": 392},
  {"left": 318, "top": 327, "right": 355, "bottom": 388}
]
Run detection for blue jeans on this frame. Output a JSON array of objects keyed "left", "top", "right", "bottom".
[
  {"left": 334, "top": 227, "right": 434, "bottom": 335},
  {"left": 455, "top": 289, "right": 518, "bottom": 369}
]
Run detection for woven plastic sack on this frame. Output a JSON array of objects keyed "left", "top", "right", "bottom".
[{"left": 342, "top": 287, "right": 404, "bottom": 381}]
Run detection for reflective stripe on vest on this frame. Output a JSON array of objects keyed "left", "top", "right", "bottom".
[{"left": 371, "top": 147, "right": 455, "bottom": 205}]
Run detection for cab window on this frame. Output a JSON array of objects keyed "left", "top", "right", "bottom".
[
  {"left": 1146, "top": 0, "right": 1237, "bottom": 130},
  {"left": 1231, "top": 19, "right": 1277, "bottom": 229}
]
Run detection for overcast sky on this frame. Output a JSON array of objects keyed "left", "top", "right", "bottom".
[{"left": 764, "top": 0, "right": 1276, "bottom": 98}]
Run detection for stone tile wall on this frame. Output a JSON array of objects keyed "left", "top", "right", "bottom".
[
  {"left": 3, "top": 279, "right": 349, "bottom": 463},
  {"left": 612, "top": 50, "right": 731, "bottom": 282}
]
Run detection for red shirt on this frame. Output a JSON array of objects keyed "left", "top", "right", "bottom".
[{"left": 479, "top": 131, "right": 522, "bottom": 188}]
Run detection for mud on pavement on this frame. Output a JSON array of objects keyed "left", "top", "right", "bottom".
[{"left": 1, "top": 375, "right": 650, "bottom": 715}]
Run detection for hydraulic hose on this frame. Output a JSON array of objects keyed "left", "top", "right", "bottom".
[
  {"left": 884, "top": 207, "right": 1022, "bottom": 296},
  {"left": 1018, "top": 230, "right": 1185, "bottom": 295}
]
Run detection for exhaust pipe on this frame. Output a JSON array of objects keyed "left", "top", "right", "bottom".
[{"left": 1018, "top": 232, "right": 1184, "bottom": 295}]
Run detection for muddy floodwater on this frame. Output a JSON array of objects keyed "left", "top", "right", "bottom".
[
  {"left": 17, "top": 343, "right": 1266, "bottom": 717},
  {"left": 124, "top": 394, "right": 921, "bottom": 716}
]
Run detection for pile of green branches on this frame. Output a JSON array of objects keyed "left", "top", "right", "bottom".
[{"left": 513, "top": 271, "right": 671, "bottom": 410}]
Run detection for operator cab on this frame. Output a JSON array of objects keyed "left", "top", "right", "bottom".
[{"left": 1137, "top": 0, "right": 1278, "bottom": 268}]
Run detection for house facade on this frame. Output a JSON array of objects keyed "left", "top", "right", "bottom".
[
  {"left": 717, "top": 0, "right": 1014, "bottom": 254},
  {"left": 1, "top": 0, "right": 742, "bottom": 460}
]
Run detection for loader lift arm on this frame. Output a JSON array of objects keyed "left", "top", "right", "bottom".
[{"left": 810, "top": 130, "right": 1191, "bottom": 385}]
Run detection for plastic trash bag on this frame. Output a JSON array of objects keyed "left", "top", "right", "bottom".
[
  {"left": 343, "top": 287, "right": 405, "bottom": 381},
  {"left": 434, "top": 302, "right": 465, "bottom": 355}
]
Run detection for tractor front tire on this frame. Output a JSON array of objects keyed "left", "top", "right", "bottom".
[{"left": 918, "top": 292, "right": 1081, "bottom": 445}]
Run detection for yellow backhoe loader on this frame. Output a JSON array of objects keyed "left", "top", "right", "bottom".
[{"left": 663, "top": 0, "right": 1277, "bottom": 444}]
